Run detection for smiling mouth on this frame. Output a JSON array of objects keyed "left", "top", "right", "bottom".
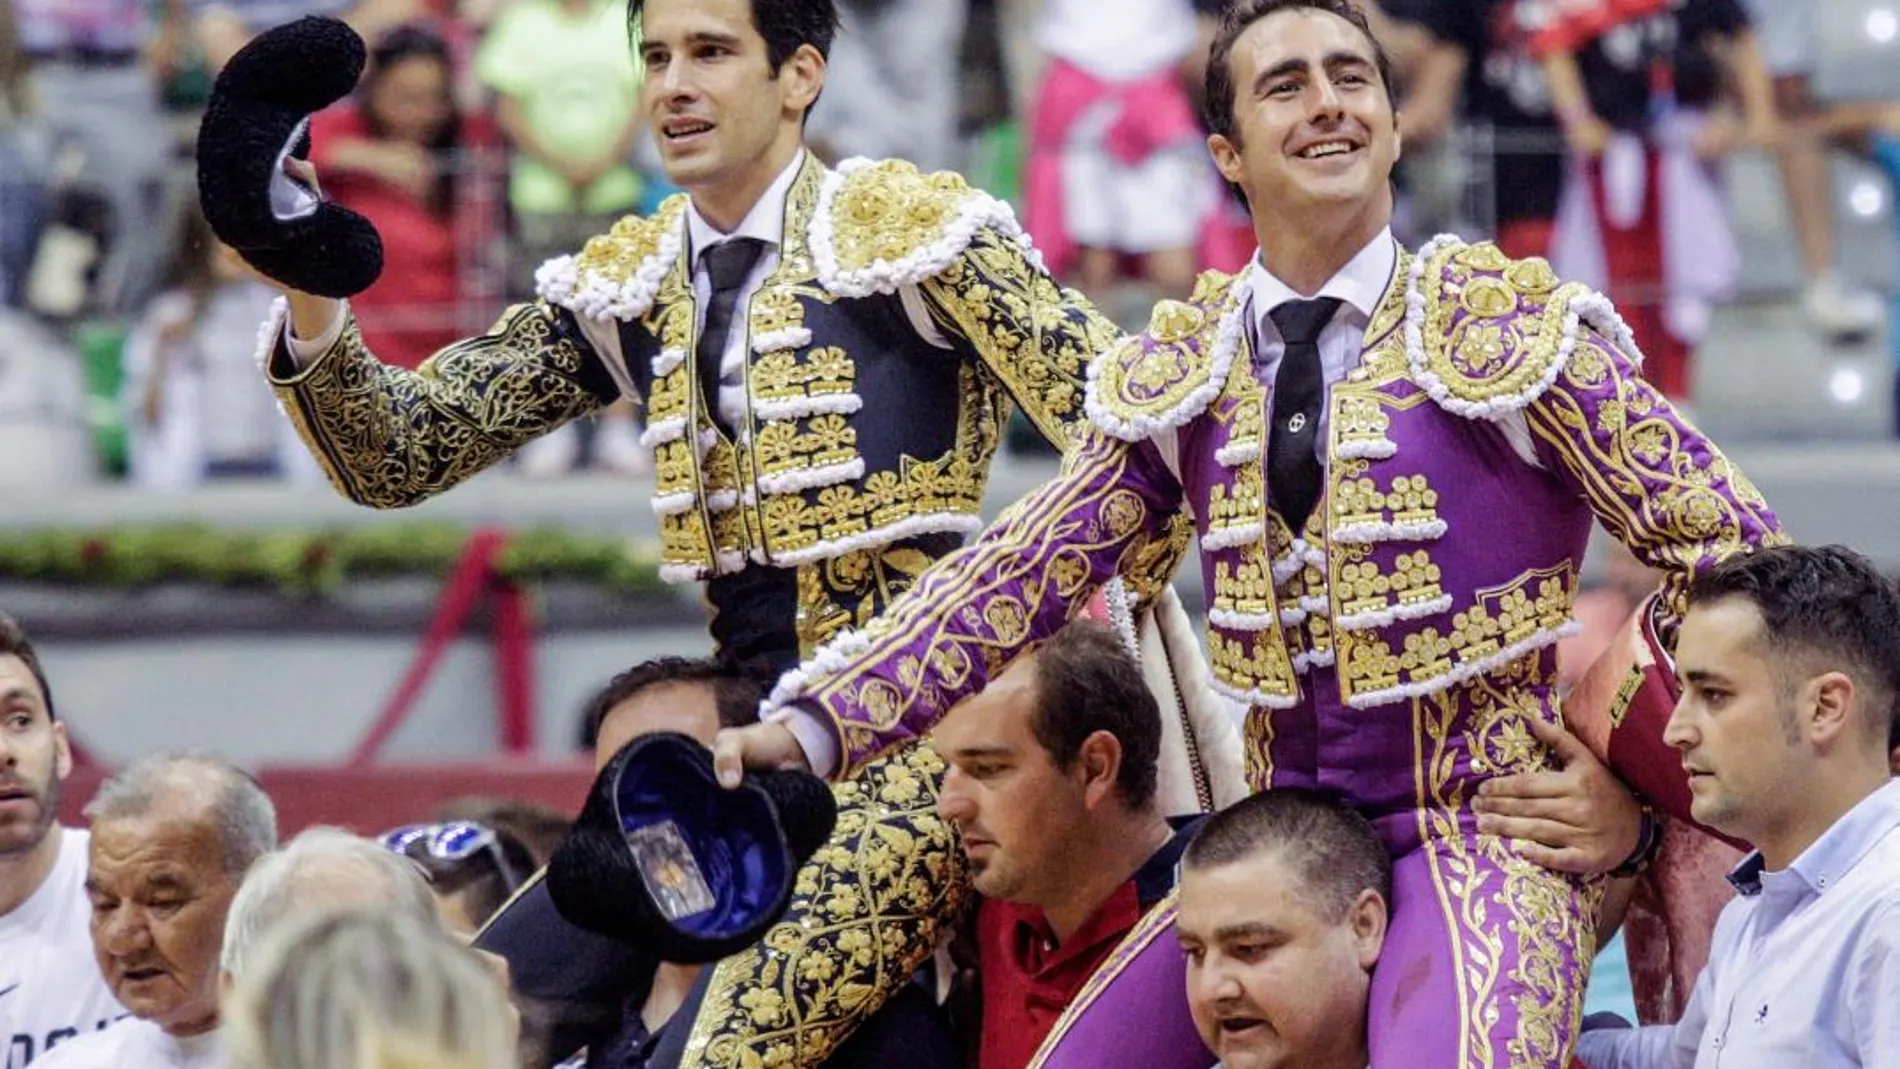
[
  {"left": 1295, "top": 140, "right": 1360, "bottom": 159},
  {"left": 663, "top": 119, "right": 715, "bottom": 141}
]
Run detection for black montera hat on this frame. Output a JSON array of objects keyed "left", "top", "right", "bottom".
[
  {"left": 196, "top": 16, "right": 384, "bottom": 297},
  {"left": 546, "top": 732, "right": 838, "bottom": 965}
]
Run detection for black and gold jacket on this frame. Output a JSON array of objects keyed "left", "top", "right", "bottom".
[
  {"left": 265, "top": 153, "right": 1119, "bottom": 649},
  {"left": 264, "top": 155, "right": 1130, "bottom": 1069}
]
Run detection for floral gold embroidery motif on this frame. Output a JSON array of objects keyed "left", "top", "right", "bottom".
[
  {"left": 274, "top": 303, "right": 611, "bottom": 509},
  {"left": 683, "top": 743, "right": 971, "bottom": 1069},
  {"left": 752, "top": 346, "right": 856, "bottom": 402}
]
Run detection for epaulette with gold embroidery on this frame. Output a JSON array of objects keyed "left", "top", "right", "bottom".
[
  {"left": 812, "top": 156, "right": 1036, "bottom": 297},
  {"left": 1406, "top": 236, "right": 1642, "bottom": 419},
  {"left": 1084, "top": 271, "right": 1243, "bottom": 442},
  {"left": 533, "top": 194, "right": 690, "bottom": 322}
]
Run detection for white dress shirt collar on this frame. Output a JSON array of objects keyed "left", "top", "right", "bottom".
[
  {"left": 1247, "top": 227, "right": 1397, "bottom": 338},
  {"left": 684, "top": 149, "right": 808, "bottom": 261}
]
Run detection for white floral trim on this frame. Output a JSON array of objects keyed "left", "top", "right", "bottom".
[
  {"left": 1567, "top": 288, "right": 1645, "bottom": 368},
  {"left": 810, "top": 157, "right": 1040, "bottom": 297},
  {"left": 1210, "top": 678, "right": 1301, "bottom": 711},
  {"left": 1202, "top": 521, "right": 1265, "bottom": 552},
  {"left": 751, "top": 327, "right": 813, "bottom": 354},
  {"left": 1215, "top": 438, "right": 1261, "bottom": 467},
  {"left": 1086, "top": 299, "right": 1244, "bottom": 443},
  {"left": 638, "top": 417, "right": 688, "bottom": 449},
  {"left": 1405, "top": 234, "right": 1638, "bottom": 421},
  {"left": 1299, "top": 594, "right": 1331, "bottom": 617},
  {"left": 752, "top": 393, "right": 865, "bottom": 422},
  {"left": 696, "top": 429, "right": 719, "bottom": 460},
  {"left": 1293, "top": 647, "right": 1336, "bottom": 674},
  {"left": 1331, "top": 518, "right": 1450, "bottom": 545},
  {"left": 1334, "top": 593, "right": 1456, "bottom": 632},
  {"left": 657, "top": 549, "right": 749, "bottom": 585},
  {"left": 1209, "top": 607, "right": 1285, "bottom": 631},
  {"left": 1344, "top": 620, "right": 1582, "bottom": 709},
  {"left": 1101, "top": 578, "right": 1142, "bottom": 663},
  {"left": 651, "top": 490, "right": 696, "bottom": 516},
  {"left": 651, "top": 348, "right": 686, "bottom": 378},
  {"left": 535, "top": 220, "right": 683, "bottom": 323},
  {"left": 1269, "top": 540, "right": 1327, "bottom": 586},
  {"left": 762, "top": 511, "right": 984, "bottom": 568},
  {"left": 756, "top": 458, "right": 867, "bottom": 496},
  {"left": 762, "top": 627, "right": 877, "bottom": 718},
  {"left": 705, "top": 489, "right": 739, "bottom": 512},
  {"left": 1335, "top": 438, "right": 1398, "bottom": 461}
]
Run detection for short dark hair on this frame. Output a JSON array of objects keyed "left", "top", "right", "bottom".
[
  {"left": 577, "top": 656, "right": 766, "bottom": 752},
  {"left": 629, "top": 0, "right": 840, "bottom": 72},
  {"left": 0, "top": 612, "right": 54, "bottom": 721},
  {"left": 1687, "top": 544, "right": 1900, "bottom": 749},
  {"left": 1027, "top": 622, "right": 1162, "bottom": 810},
  {"left": 1183, "top": 788, "right": 1391, "bottom": 922},
  {"left": 1202, "top": 0, "right": 1398, "bottom": 144}
]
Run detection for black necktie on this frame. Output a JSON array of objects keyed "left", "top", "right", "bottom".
[
  {"left": 1266, "top": 297, "right": 1341, "bottom": 533},
  {"left": 696, "top": 238, "right": 766, "bottom": 436}
]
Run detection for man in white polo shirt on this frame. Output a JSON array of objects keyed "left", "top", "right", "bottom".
[{"left": 0, "top": 614, "right": 123, "bottom": 1068}]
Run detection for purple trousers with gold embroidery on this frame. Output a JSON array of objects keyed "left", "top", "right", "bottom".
[{"left": 1034, "top": 663, "right": 1598, "bottom": 1069}]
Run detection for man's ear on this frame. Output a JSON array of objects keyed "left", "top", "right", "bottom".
[
  {"left": 1077, "top": 730, "right": 1126, "bottom": 809},
  {"left": 53, "top": 722, "right": 72, "bottom": 781},
  {"left": 1348, "top": 888, "right": 1387, "bottom": 971},
  {"left": 1208, "top": 132, "right": 1247, "bottom": 188},
  {"left": 782, "top": 42, "right": 826, "bottom": 115},
  {"left": 1804, "top": 671, "right": 1856, "bottom": 746}
]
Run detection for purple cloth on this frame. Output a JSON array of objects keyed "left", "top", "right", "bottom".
[{"left": 773, "top": 240, "right": 1784, "bottom": 1065}]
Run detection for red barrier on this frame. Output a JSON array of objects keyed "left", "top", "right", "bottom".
[{"left": 56, "top": 759, "right": 596, "bottom": 837}]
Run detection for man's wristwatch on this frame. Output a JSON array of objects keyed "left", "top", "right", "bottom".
[{"left": 1607, "top": 803, "right": 1664, "bottom": 879}]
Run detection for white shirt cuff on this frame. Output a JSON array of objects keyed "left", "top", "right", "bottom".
[
  {"left": 283, "top": 302, "right": 347, "bottom": 366},
  {"left": 767, "top": 705, "right": 841, "bottom": 780}
]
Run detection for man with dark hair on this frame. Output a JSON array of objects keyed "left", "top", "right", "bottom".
[
  {"left": 248, "top": 0, "right": 1172, "bottom": 1059},
  {"left": 501, "top": 656, "right": 960, "bottom": 1069},
  {"left": 578, "top": 656, "right": 767, "bottom": 755},
  {"left": 257, "top": 0, "right": 1124, "bottom": 677},
  {"left": 725, "top": 0, "right": 1784, "bottom": 1064},
  {"left": 1576, "top": 544, "right": 1900, "bottom": 1068},
  {"left": 1175, "top": 789, "right": 1391, "bottom": 1069},
  {"left": 0, "top": 613, "right": 123, "bottom": 1068},
  {"left": 933, "top": 622, "right": 1191, "bottom": 1068}
]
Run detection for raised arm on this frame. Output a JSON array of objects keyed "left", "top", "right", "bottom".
[{"left": 264, "top": 298, "right": 619, "bottom": 508}]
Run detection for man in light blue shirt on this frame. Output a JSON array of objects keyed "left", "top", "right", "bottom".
[{"left": 1576, "top": 544, "right": 1900, "bottom": 1069}]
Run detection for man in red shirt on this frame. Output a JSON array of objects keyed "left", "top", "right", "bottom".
[{"left": 932, "top": 621, "right": 1202, "bottom": 1069}]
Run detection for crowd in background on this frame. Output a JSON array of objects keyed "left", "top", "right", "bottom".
[{"left": 1, "top": 0, "right": 1898, "bottom": 491}]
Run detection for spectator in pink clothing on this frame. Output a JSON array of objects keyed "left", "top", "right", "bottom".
[{"left": 1024, "top": 0, "right": 1211, "bottom": 303}]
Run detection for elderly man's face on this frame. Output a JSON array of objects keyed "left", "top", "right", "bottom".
[{"left": 86, "top": 796, "right": 241, "bottom": 1036}]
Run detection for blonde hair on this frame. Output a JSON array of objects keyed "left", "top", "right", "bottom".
[{"left": 222, "top": 909, "right": 515, "bottom": 1069}]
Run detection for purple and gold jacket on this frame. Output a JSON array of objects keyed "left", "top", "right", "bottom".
[{"left": 765, "top": 237, "right": 1785, "bottom": 808}]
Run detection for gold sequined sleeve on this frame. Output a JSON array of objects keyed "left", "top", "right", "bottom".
[
  {"left": 770, "top": 427, "right": 1187, "bottom": 779},
  {"left": 1523, "top": 332, "right": 1786, "bottom": 640},
  {"left": 267, "top": 302, "right": 619, "bottom": 508},
  {"left": 919, "top": 227, "right": 1123, "bottom": 449}
]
